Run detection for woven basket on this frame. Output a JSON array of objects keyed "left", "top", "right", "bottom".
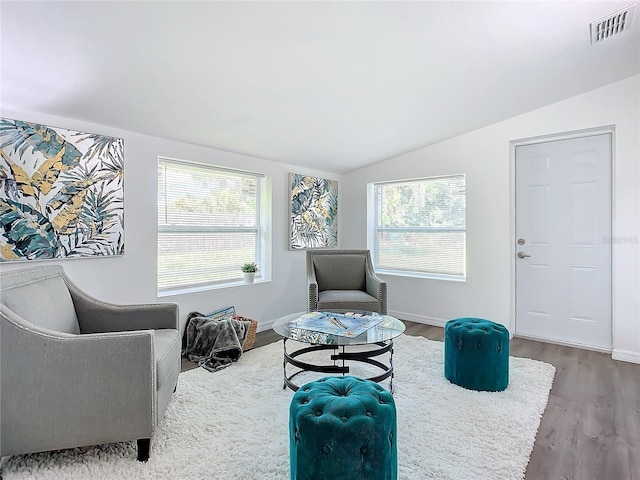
[{"left": 235, "top": 316, "right": 258, "bottom": 351}]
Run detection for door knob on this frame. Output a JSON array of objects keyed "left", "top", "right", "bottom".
[{"left": 517, "top": 252, "right": 531, "bottom": 259}]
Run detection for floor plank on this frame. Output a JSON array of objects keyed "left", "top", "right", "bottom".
[{"left": 181, "top": 320, "right": 640, "bottom": 479}]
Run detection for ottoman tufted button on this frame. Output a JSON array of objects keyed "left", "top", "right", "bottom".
[
  {"left": 323, "top": 445, "right": 332, "bottom": 454},
  {"left": 341, "top": 416, "right": 348, "bottom": 422},
  {"left": 360, "top": 445, "right": 368, "bottom": 454},
  {"left": 366, "top": 411, "right": 373, "bottom": 417},
  {"left": 314, "top": 410, "right": 322, "bottom": 416}
]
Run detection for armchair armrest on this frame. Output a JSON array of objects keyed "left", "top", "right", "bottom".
[
  {"left": 307, "top": 266, "right": 319, "bottom": 312},
  {"left": 66, "top": 281, "right": 178, "bottom": 333},
  {"left": 1, "top": 310, "right": 155, "bottom": 456},
  {"left": 365, "top": 268, "right": 388, "bottom": 315}
]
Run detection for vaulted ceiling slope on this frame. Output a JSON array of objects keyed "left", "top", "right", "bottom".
[{"left": 1, "top": 1, "right": 638, "bottom": 173}]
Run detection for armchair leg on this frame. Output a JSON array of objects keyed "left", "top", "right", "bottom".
[{"left": 137, "top": 438, "right": 150, "bottom": 462}]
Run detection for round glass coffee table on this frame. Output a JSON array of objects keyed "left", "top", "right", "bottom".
[{"left": 272, "top": 310, "right": 405, "bottom": 393}]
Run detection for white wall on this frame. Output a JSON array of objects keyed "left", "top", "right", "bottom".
[
  {"left": 342, "top": 75, "right": 640, "bottom": 363},
  {"left": 3, "top": 77, "right": 638, "bottom": 362},
  {"left": 0, "top": 109, "right": 340, "bottom": 332}
]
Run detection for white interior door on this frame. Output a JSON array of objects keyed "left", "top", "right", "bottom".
[{"left": 515, "top": 134, "right": 611, "bottom": 350}]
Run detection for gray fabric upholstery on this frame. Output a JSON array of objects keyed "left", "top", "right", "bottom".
[
  {"left": 306, "top": 249, "right": 387, "bottom": 314},
  {"left": 1, "top": 271, "right": 80, "bottom": 334},
  {"left": 0, "top": 265, "right": 180, "bottom": 460},
  {"left": 313, "top": 255, "right": 366, "bottom": 291},
  {"left": 317, "top": 290, "right": 381, "bottom": 312},
  {"left": 154, "top": 329, "right": 181, "bottom": 391}
]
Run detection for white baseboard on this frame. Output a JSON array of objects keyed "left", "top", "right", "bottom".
[
  {"left": 387, "top": 309, "right": 448, "bottom": 328},
  {"left": 514, "top": 332, "right": 612, "bottom": 353},
  {"left": 389, "top": 312, "right": 640, "bottom": 364},
  {"left": 257, "top": 318, "right": 275, "bottom": 333},
  {"left": 612, "top": 349, "right": 640, "bottom": 364},
  {"left": 390, "top": 311, "right": 521, "bottom": 339}
]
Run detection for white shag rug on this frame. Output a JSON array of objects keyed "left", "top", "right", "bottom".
[{"left": 2, "top": 335, "right": 555, "bottom": 480}]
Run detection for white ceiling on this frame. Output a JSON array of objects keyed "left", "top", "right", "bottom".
[{"left": 1, "top": 1, "right": 639, "bottom": 173}]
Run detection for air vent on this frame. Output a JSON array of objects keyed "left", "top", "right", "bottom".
[{"left": 590, "top": 5, "right": 636, "bottom": 44}]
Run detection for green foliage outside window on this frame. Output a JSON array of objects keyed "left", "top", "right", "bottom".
[{"left": 373, "top": 175, "right": 466, "bottom": 278}]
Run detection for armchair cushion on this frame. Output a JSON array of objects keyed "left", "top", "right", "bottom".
[
  {"left": 317, "top": 290, "right": 381, "bottom": 312},
  {"left": 1, "top": 271, "right": 80, "bottom": 334},
  {"left": 154, "top": 329, "right": 181, "bottom": 389},
  {"left": 313, "top": 255, "right": 366, "bottom": 291}
]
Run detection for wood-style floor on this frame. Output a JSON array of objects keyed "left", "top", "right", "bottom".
[{"left": 182, "top": 320, "right": 640, "bottom": 480}]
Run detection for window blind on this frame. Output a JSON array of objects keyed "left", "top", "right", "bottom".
[
  {"left": 157, "top": 158, "right": 264, "bottom": 293},
  {"left": 373, "top": 175, "right": 466, "bottom": 278}
]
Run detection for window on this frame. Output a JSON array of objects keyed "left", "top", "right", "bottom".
[
  {"left": 157, "top": 157, "right": 267, "bottom": 294},
  {"left": 370, "top": 175, "right": 466, "bottom": 279}
]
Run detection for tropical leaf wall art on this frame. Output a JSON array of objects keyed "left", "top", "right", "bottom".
[
  {"left": 0, "top": 118, "right": 124, "bottom": 261},
  {"left": 289, "top": 173, "right": 338, "bottom": 249}
]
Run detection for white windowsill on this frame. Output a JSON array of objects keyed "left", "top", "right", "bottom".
[
  {"left": 157, "top": 278, "right": 271, "bottom": 298},
  {"left": 376, "top": 269, "right": 466, "bottom": 283}
]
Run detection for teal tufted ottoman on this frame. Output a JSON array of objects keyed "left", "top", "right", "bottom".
[
  {"left": 289, "top": 376, "right": 397, "bottom": 480},
  {"left": 444, "top": 318, "right": 510, "bottom": 392}
]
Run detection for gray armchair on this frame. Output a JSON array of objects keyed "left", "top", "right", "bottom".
[
  {"left": 306, "top": 249, "right": 387, "bottom": 314},
  {"left": 0, "top": 265, "right": 180, "bottom": 462}
]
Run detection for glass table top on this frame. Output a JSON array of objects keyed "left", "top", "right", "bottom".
[{"left": 272, "top": 310, "right": 406, "bottom": 346}]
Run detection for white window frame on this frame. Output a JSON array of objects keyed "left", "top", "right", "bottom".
[
  {"left": 157, "top": 157, "right": 270, "bottom": 296},
  {"left": 367, "top": 174, "right": 466, "bottom": 282}
]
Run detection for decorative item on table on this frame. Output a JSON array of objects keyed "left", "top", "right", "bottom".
[
  {"left": 290, "top": 328, "right": 334, "bottom": 345},
  {"left": 241, "top": 262, "right": 258, "bottom": 283},
  {"left": 289, "top": 311, "right": 385, "bottom": 338}
]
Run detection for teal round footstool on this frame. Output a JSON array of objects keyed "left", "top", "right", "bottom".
[
  {"left": 289, "top": 376, "right": 397, "bottom": 480},
  {"left": 444, "top": 318, "right": 509, "bottom": 392}
]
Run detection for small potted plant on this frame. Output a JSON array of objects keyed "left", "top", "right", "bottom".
[{"left": 241, "top": 262, "right": 259, "bottom": 284}]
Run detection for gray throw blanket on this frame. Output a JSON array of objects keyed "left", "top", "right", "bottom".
[{"left": 182, "top": 311, "right": 251, "bottom": 372}]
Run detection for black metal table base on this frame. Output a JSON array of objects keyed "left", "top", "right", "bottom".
[{"left": 282, "top": 338, "right": 396, "bottom": 393}]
